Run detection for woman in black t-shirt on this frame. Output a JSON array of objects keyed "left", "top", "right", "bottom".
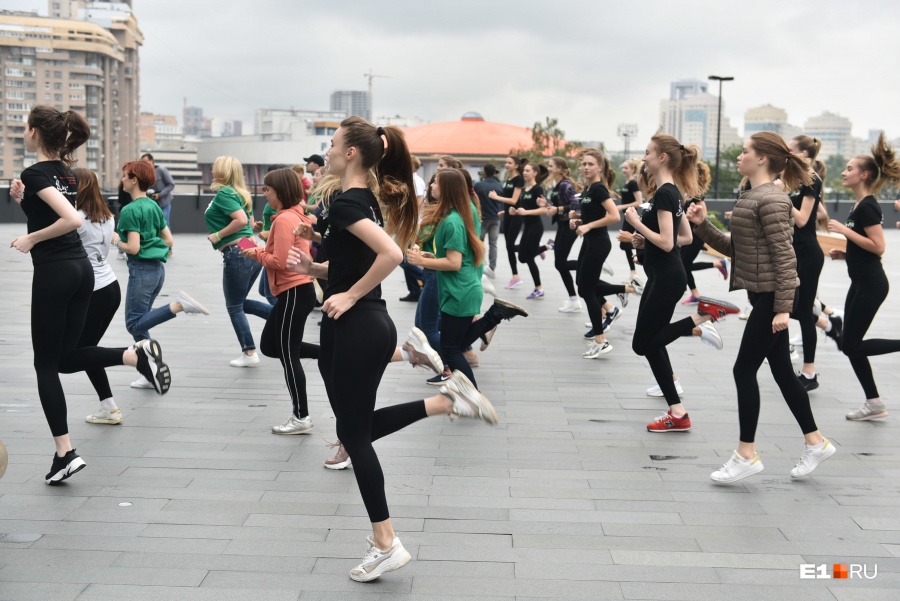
[
  {"left": 788, "top": 135, "right": 826, "bottom": 390},
  {"left": 617, "top": 159, "right": 643, "bottom": 277},
  {"left": 827, "top": 133, "right": 900, "bottom": 421},
  {"left": 544, "top": 157, "right": 582, "bottom": 311},
  {"left": 509, "top": 162, "right": 550, "bottom": 299},
  {"left": 9, "top": 106, "right": 169, "bottom": 484},
  {"left": 285, "top": 117, "right": 507, "bottom": 583},
  {"left": 488, "top": 156, "right": 525, "bottom": 289}
]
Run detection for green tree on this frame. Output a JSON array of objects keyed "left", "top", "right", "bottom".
[
  {"left": 510, "top": 117, "right": 584, "bottom": 174},
  {"left": 704, "top": 144, "right": 743, "bottom": 199}
]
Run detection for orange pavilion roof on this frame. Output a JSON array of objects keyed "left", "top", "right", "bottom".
[{"left": 402, "top": 113, "right": 564, "bottom": 157}]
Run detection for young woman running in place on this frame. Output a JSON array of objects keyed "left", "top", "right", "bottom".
[
  {"left": 626, "top": 135, "right": 728, "bottom": 432},
  {"left": 489, "top": 156, "right": 525, "bottom": 289},
  {"left": 285, "top": 117, "right": 503, "bottom": 582},
  {"left": 787, "top": 135, "right": 826, "bottom": 390},
  {"left": 544, "top": 157, "right": 583, "bottom": 312},
  {"left": 9, "top": 106, "right": 169, "bottom": 483},
  {"left": 73, "top": 168, "right": 125, "bottom": 425},
  {"left": 244, "top": 168, "right": 321, "bottom": 435},
  {"left": 509, "top": 162, "right": 551, "bottom": 299},
  {"left": 827, "top": 133, "right": 900, "bottom": 421},
  {"left": 205, "top": 156, "right": 273, "bottom": 367},
  {"left": 408, "top": 168, "right": 528, "bottom": 385},
  {"left": 617, "top": 159, "right": 643, "bottom": 278},
  {"left": 680, "top": 162, "right": 729, "bottom": 305},
  {"left": 689, "top": 132, "right": 834, "bottom": 482},
  {"left": 572, "top": 150, "right": 641, "bottom": 358}
]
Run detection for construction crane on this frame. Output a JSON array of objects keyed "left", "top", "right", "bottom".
[{"left": 363, "top": 69, "right": 391, "bottom": 119}]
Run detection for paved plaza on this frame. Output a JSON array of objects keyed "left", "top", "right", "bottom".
[{"left": 1, "top": 223, "right": 900, "bottom": 601}]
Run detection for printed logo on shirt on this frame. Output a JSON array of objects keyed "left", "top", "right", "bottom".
[{"left": 844, "top": 219, "right": 854, "bottom": 229}]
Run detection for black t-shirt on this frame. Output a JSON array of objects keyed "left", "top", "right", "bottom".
[
  {"left": 579, "top": 182, "right": 610, "bottom": 237},
  {"left": 20, "top": 160, "right": 86, "bottom": 265},
  {"left": 519, "top": 184, "right": 544, "bottom": 226},
  {"left": 618, "top": 179, "right": 639, "bottom": 206},
  {"left": 501, "top": 175, "right": 524, "bottom": 218},
  {"left": 640, "top": 182, "right": 683, "bottom": 267},
  {"left": 321, "top": 188, "right": 386, "bottom": 311},
  {"left": 844, "top": 195, "right": 883, "bottom": 279},
  {"left": 790, "top": 174, "right": 823, "bottom": 248}
]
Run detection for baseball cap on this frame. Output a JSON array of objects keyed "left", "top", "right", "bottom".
[{"left": 303, "top": 154, "right": 325, "bottom": 167}]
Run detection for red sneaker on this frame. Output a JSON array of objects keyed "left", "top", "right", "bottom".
[
  {"left": 647, "top": 411, "right": 692, "bottom": 433},
  {"left": 697, "top": 297, "right": 740, "bottom": 322}
]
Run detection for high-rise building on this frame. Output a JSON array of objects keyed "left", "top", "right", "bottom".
[
  {"left": 139, "top": 112, "right": 182, "bottom": 150},
  {"left": 803, "top": 111, "right": 868, "bottom": 159},
  {"left": 0, "top": 1, "right": 141, "bottom": 187},
  {"left": 659, "top": 79, "right": 742, "bottom": 161},
  {"left": 330, "top": 90, "right": 370, "bottom": 121},
  {"left": 182, "top": 105, "right": 204, "bottom": 137},
  {"left": 743, "top": 104, "right": 802, "bottom": 140}
]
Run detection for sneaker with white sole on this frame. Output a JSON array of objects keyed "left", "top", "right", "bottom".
[
  {"left": 440, "top": 370, "right": 499, "bottom": 425},
  {"left": 647, "top": 379, "right": 684, "bottom": 397},
  {"left": 134, "top": 339, "right": 170, "bottom": 395},
  {"left": 710, "top": 451, "right": 764, "bottom": 483},
  {"left": 272, "top": 415, "right": 313, "bottom": 435},
  {"left": 45, "top": 449, "right": 86, "bottom": 485},
  {"left": 789, "top": 333, "right": 803, "bottom": 346},
  {"left": 85, "top": 408, "right": 123, "bottom": 425},
  {"left": 481, "top": 274, "right": 496, "bottom": 297},
  {"left": 349, "top": 536, "right": 412, "bottom": 582},
  {"left": 175, "top": 291, "right": 209, "bottom": 315},
  {"left": 230, "top": 352, "right": 261, "bottom": 368},
  {"left": 479, "top": 326, "right": 497, "bottom": 351},
  {"left": 846, "top": 401, "right": 888, "bottom": 421},
  {"left": 130, "top": 375, "right": 155, "bottom": 389},
  {"left": 738, "top": 304, "right": 753, "bottom": 320},
  {"left": 616, "top": 292, "right": 629, "bottom": 309},
  {"left": 558, "top": 299, "right": 582, "bottom": 313},
  {"left": 790, "top": 439, "right": 836, "bottom": 478},
  {"left": 602, "top": 263, "right": 614, "bottom": 277},
  {"left": 323, "top": 440, "right": 352, "bottom": 470},
  {"left": 403, "top": 327, "right": 444, "bottom": 374},
  {"left": 630, "top": 275, "right": 645, "bottom": 295},
  {"left": 583, "top": 341, "right": 612, "bottom": 359},
  {"left": 484, "top": 265, "right": 495, "bottom": 279},
  {"left": 699, "top": 322, "right": 723, "bottom": 350}
]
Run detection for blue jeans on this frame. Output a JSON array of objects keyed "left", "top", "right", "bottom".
[
  {"left": 125, "top": 259, "right": 176, "bottom": 341},
  {"left": 221, "top": 245, "right": 272, "bottom": 352},
  {"left": 414, "top": 268, "right": 442, "bottom": 354},
  {"left": 400, "top": 258, "right": 423, "bottom": 297},
  {"left": 162, "top": 203, "right": 171, "bottom": 229},
  {"left": 258, "top": 267, "right": 278, "bottom": 305}
]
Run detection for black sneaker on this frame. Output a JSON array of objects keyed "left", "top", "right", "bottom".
[
  {"left": 135, "top": 339, "right": 171, "bottom": 395},
  {"left": 825, "top": 315, "right": 843, "bottom": 351},
  {"left": 602, "top": 306, "right": 623, "bottom": 333},
  {"left": 399, "top": 293, "right": 420, "bottom": 303},
  {"left": 427, "top": 369, "right": 452, "bottom": 386},
  {"left": 491, "top": 298, "right": 528, "bottom": 321},
  {"left": 584, "top": 328, "right": 597, "bottom": 340},
  {"left": 798, "top": 372, "right": 819, "bottom": 392},
  {"left": 45, "top": 449, "right": 86, "bottom": 484}
]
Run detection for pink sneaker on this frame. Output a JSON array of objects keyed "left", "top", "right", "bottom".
[
  {"left": 505, "top": 278, "right": 523, "bottom": 289},
  {"left": 682, "top": 295, "right": 700, "bottom": 305}
]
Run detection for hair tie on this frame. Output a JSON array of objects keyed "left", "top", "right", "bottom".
[
  {"left": 679, "top": 145, "right": 685, "bottom": 151},
  {"left": 376, "top": 126, "right": 385, "bottom": 136}
]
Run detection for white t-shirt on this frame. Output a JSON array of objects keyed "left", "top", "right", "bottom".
[
  {"left": 76, "top": 210, "right": 117, "bottom": 290},
  {"left": 413, "top": 173, "right": 426, "bottom": 199}
]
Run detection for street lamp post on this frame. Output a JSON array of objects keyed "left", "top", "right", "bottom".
[{"left": 708, "top": 75, "right": 734, "bottom": 198}]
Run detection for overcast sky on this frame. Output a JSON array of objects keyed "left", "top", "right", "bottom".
[{"left": 8, "top": 0, "right": 900, "bottom": 148}]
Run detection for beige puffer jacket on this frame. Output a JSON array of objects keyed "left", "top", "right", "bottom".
[{"left": 696, "top": 182, "right": 798, "bottom": 313}]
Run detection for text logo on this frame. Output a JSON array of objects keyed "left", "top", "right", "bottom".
[{"left": 800, "top": 564, "right": 877, "bottom": 580}]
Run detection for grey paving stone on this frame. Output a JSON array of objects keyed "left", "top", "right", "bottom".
[
  {"left": 75, "top": 585, "right": 301, "bottom": 601},
  {"left": 0, "top": 582, "right": 87, "bottom": 601}
]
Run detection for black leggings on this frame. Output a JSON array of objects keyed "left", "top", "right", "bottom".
[
  {"left": 631, "top": 263, "right": 694, "bottom": 406},
  {"left": 518, "top": 219, "right": 546, "bottom": 287},
  {"left": 319, "top": 308, "right": 429, "bottom": 523},
  {"left": 503, "top": 215, "right": 523, "bottom": 276},
  {"left": 680, "top": 235, "right": 715, "bottom": 291},
  {"left": 620, "top": 221, "right": 637, "bottom": 271},
  {"left": 842, "top": 272, "right": 900, "bottom": 399},
  {"left": 440, "top": 309, "right": 503, "bottom": 388},
  {"left": 576, "top": 234, "right": 624, "bottom": 329},
  {"left": 734, "top": 292, "right": 818, "bottom": 443},
  {"left": 260, "top": 283, "right": 320, "bottom": 419},
  {"left": 791, "top": 243, "right": 824, "bottom": 364},
  {"left": 77, "top": 280, "right": 122, "bottom": 401},
  {"left": 553, "top": 220, "right": 578, "bottom": 297},
  {"left": 33, "top": 258, "right": 127, "bottom": 437}
]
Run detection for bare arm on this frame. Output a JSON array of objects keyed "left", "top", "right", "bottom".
[
  {"left": 792, "top": 195, "right": 816, "bottom": 228},
  {"left": 11, "top": 186, "right": 82, "bottom": 253},
  {"left": 831, "top": 221, "right": 885, "bottom": 256},
  {"left": 408, "top": 249, "right": 462, "bottom": 272},
  {"left": 493, "top": 188, "right": 522, "bottom": 206},
  {"left": 631, "top": 208, "right": 675, "bottom": 252},
  {"left": 676, "top": 213, "right": 693, "bottom": 247}
]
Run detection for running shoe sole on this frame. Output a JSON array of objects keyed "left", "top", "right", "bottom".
[
  {"left": 449, "top": 371, "right": 499, "bottom": 425},
  {"left": 46, "top": 457, "right": 86, "bottom": 485},
  {"left": 697, "top": 297, "right": 740, "bottom": 321},
  {"left": 494, "top": 298, "right": 529, "bottom": 318},
  {"left": 138, "top": 339, "right": 171, "bottom": 395},
  {"left": 710, "top": 461, "right": 764, "bottom": 484},
  {"left": 406, "top": 327, "right": 444, "bottom": 374}
]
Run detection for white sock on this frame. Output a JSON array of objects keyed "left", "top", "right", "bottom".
[
  {"left": 100, "top": 397, "right": 118, "bottom": 412},
  {"left": 824, "top": 321, "right": 833, "bottom": 333},
  {"left": 801, "top": 372, "right": 815, "bottom": 379},
  {"left": 867, "top": 398, "right": 883, "bottom": 406},
  {"left": 400, "top": 348, "right": 411, "bottom": 363},
  {"left": 808, "top": 439, "right": 826, "bottom": 450},
  {"left": 570, "top": 296, "right": 578, "bottom": 301}
]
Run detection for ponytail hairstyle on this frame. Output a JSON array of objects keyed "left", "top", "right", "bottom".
[
  {"left": 649, "top": 131, "right": 701, "bottom": 199},
  {"left": 211, "top": 155, "right": 253, "bottom": 211},
  {"left": 27, "top": 105, "right": 90, "bottom": 170},
  {"left": 581, "top": 148, "right": 616, "bottom": 189},
  {"left": 792, "top": 135, "right": 822, "bottom": 162},
  {"left": 438, "top": 155, "right": 465, "bottom": 170},
  {"left": 419, "top": 169, "right": 484, "bottom": 267},
  {"left": 339, "top": 116, "right": 418, "bottom": 250},
  {"left": 263, "top": 168, "right": 303, "bottom": 209},
  {"left": 638, "top": 162, "right": 657, "bottom": 198},
  {"left": 748, "top": 131, "right": 812, "bottom": 193},
  {"left": 549, "top": 156, "right": 582, "bottom": 192},
  {"left": 457, "top": 168, "right": 482, "bottom": 220},
  {"left": 696, "top": 162, "right": 711, "bottom": 198},
  {"left": 507, "top": 155, "right": 527, "bottom": 175},
  {"left": 524, "top": 161, "right": 550, "bottom": 186},
  {"left": 854, "top": 131, "right": 900, "bottom": 195},
  {"left": 74, "top": 167, "right": 112, "bottom": 223},
  {"left": 813, "top": 159, "right": 827, "bottom": 181}
]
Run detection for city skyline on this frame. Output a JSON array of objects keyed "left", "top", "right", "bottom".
[{"left": 4, "top": 0, "right": 899, "bottom": 151}]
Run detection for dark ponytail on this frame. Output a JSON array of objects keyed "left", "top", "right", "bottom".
[
  {"left": 855, "top": 132, "right": 900, "bottom": 195},
  {"left": 649, "top": 131, "right": 701, "bottom": 199},
  {"left": 28, "top": 105, "right": 90, "bottom": 170}
]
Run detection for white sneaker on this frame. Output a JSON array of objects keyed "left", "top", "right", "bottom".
[
  {"left": 585, "top": 321, "right": 592, "bottom": 328},
  {"left": 789, "top": 345, "right": 799, "bottom": 361},
  {"left": 602, "top": 263, "right": 614, "bottom": 277},
  {"left": 230, "top": 353, "right": 261, "bottom": 368},
  {"left": 630, "top": 275, "right": 645, "bottom": 295},
  {"left": 175, "top": 291, "right": 209, "bottom": 316},
  {"left": 646, "top": 379, "right": 684, "bottom": 397},
  {"left": 738, "top": 304, "right": 752, "bottom": 320},
  {"left": 846, "top": 401, "right": 888, "bottom": 421},
  {"left": 710, "top": 451, "right": 764, "bottom": 483},
  {"left": 699, "top": 322, "right": 723, "bottom": 350},
  {"left": 349, "top": 536, "right": 412, "bottom": 582},
  {"left": 404, "top": 327, "right": 444, "bottom": 374},
  {"left": 130, "top": 375, "right": 155, "bottom": 389},
  {"left": 789, "top": 333, "right": 803, "bottom": 346},
  {"left": 582, "top": 341, "right": 612, "bottom": 359},
  {"left": 481, "top": 274, "right": 496, "bottom": 297},
  {"left": 830, "top": 308, "right": 844, "bottom": 319},
  {"left": 484, "top": 265, "right": 495, "bottom": 279},
  {"left": 271, "top": 415, "right": 313, "bottom": 435},
  {"left": 440, "top": 370, "right": 499, "bottom": 425},
  {"left": 558, "top": 299, "right": 582, "bottom": 313},
  {"left": 790, "top": 439, "right": 836, "bottom": 478},
  {"left": 85, "top": 408, "right": 123, "bottom": 425}
]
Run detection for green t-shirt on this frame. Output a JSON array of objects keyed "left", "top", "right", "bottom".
[
  {"left": 205, "top": 186, "right": 253, "bottom": 250},
  {"left": 262, "top": 203, "right": 277, "bottom": 232},
  {"left": 118, "top": 196, "right": 169, "bottom": 262},
  {"left": 435, "top": 209, "right": 483, "bottom": 317}
]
